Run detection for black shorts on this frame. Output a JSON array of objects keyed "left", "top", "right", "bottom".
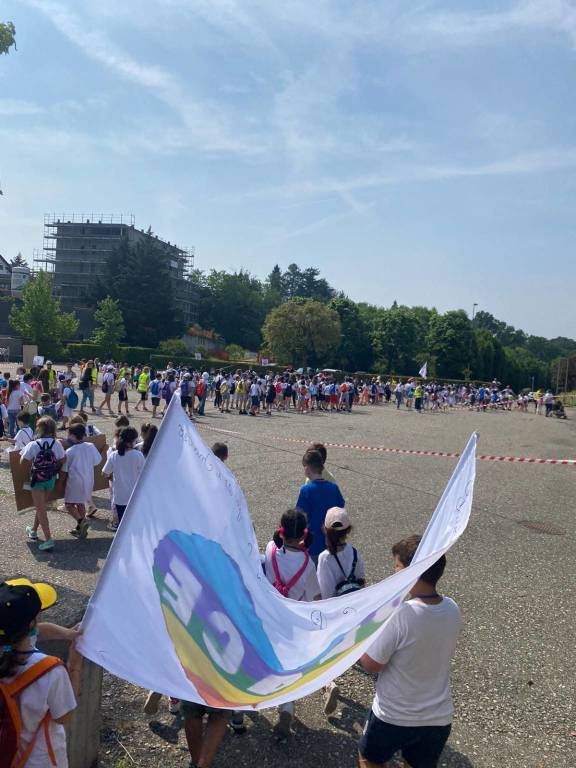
[
  {"left": 119, "top": 390, "right": 128, "bottom": 402},
  {"left": 358, "top": 711, "right": 451, "bottom": 768},
  {"left": 180, "top": 701, "right": 232, "bottom": 720},
  {"left": 151, "top": 397, "right": 160, "bottom": 407},
  {"left": 181, "top": 396, "right": 192, "bottom": 408},
  {"left": 140, "top": 391, "right": 148, "bottom": 400}
]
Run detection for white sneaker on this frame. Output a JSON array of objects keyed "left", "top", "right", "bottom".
[
  {"left": 323, "top": 682, "right": 340, "bottom": 715},
  {"left": 26, "top": 525, "right": 38, "bottom": 541}
]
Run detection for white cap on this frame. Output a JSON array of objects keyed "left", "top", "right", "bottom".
[{"left": 324, "top": 507, "right": 351, "bottom": 530}]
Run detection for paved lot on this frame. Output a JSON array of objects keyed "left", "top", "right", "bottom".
[{"left": 0, "top": 390, "right": 574, "bottom": 767}]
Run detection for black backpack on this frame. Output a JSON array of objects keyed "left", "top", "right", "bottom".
[
  {"left": 333, "top": 548, "right": 365, "bottom": 596},
  {"left": 30, "top": 439, "right": 59, "bottom": 487}
]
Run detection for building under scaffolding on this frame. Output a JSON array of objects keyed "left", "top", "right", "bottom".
[{"left": 35, "top": 214, "right": 197, "bottom": 338}]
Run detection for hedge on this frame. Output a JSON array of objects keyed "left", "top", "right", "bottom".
[{"left": 65, "top": 343, "right": 156, "bottom": 365}]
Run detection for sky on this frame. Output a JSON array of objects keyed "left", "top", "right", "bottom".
[{"left": 1, "top": 0, "right": 575, "bottom": 338}]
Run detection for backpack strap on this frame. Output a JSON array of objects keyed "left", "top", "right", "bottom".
[
  {"left": 271, "top": 545, "right": 310, "bottom": 595},
  {"left": 270, "top": 544, "right": 283, "bottom": 587},
  {"left": 333, "top": 548, "right": 357, "bottom": 580},
  {"left": 3, "top": 657, "right": 63, "bottom": 768}
]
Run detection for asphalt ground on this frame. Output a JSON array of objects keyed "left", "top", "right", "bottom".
[{"left": 0, "top": 389, "right": 574, "bottom": 767}]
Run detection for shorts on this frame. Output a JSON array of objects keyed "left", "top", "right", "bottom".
[
  {"left": 181, "top": 396, "right": 192, "bottom": 408},
  {"left": 330, "top": 394, "right": 338, "bottom": 404},
  {"left": 358, "top": 711, "right": 451, "bottom": 768},
  {"left": 139, "top": 391, "right": 148, "bottom": 400},
  {"left": 119, "top": 390, "right": 128, "bottom": 402},
  {"left": 251, "top": 396, "right": 259, "bottom": 406},
  {"left": 30, "top": 477, "right": 57, "bottom": 492},
  {"left": 180, "top": 701, "right": 232, "bottom": 720},
  {"left": 151, "top": 397, "right": 160, "bottom": 407}
]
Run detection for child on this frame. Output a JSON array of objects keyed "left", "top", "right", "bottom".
[
  {"left": 102, "top": 427, "right": 145, "bottom": 527},
  {"left": 59, "top": 374, "right": 77, "bottom": 431},
  {"left": 0, "top": 399, "right": 7, "bottom": 438},
  {"left": 264, "top": 508, "right": 320, "bottom": 736},
  {"left": 211, "top": 442, "right": 228, "bottom": 462},
  {"left": 38, "top": 393, "right": 58, "bottom": 421},
  {"left": 7, "top": 379, "right": 28, "bottom": 438},
  {"left": 61, "top": 424, "right": 102, "bottom": 539},
  {"left": 295, "top": 449, "right": 345, "bottom": 563},
  {"left": 11, "top": 411, "right": 34, "bottom": 452},
  {"left": 137, "top": 422, "right": 158, "bottom": 458},
  {"left": 68, "top": 414, "right": 102, "bottom": 517},
  {"left": 306, "top": 442, "right": 336, "bottom": 484},
  {"left": 149, "top": 373, "right": 162, "bottom": 418},
  {"left": 161, "top": 373, "right": 176, "bottom": 415},
  {"left": 219, "top": 377, "right": 230, "bottom": 413},
  {"left": 249, "top": 379, "right": 260, "bottom": 416},
  {"left": 117, "top": 371, "right": 130, "bottom": 416},
  {"left": 0, "top": 579, "right": 77, "bottom": 767},
  {"left": 20, "top": 416, "right": 66, "bottom": 551},
  {"left": 317, "top": 506, "right": 366, "bottom": 716}
]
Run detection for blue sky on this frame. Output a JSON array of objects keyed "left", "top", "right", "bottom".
[{"left": 1, "top": 0, "right": 575, "bottom": 338}]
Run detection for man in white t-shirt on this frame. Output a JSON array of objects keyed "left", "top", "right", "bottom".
[{"left": 358, "top": 534, "right": 462, "bottom": 768}]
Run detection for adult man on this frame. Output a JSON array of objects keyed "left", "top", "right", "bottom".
[{"left": 358, "top": 535, "right": 462, "bottom": 768}]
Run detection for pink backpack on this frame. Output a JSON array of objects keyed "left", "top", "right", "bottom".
[{"left": 270, "top": 544, "right": 309, "bottom": 598}]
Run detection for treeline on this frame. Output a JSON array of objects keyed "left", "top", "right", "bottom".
[{"left": 189, "top": 263, "right": 576, "bottom": 389}]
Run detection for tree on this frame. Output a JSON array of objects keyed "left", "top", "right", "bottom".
[
  {"left": 328, "top": 296, "right": 373, "bottom": 371},
  {"left": 9, "top": 271, "right": 79, "bottom": 357},
  {"left": 426, "top": 310, "right": 474, "bottom": 379},
  {"left": 371, "top": 305, "right": 423, "bottom": 373},
  {"left": 0, "top": 22, "right": 16, "bottom": 55},
  {"left": 92, "top": 297, "right": 125, "bottom": 357},
  {"left": 93, "top": 236, "right": 184, "bottom": 346},
  {"left": 263, "top": 299, "right": 341, "bottom": 367},
  {"left": 10, "top": 252, "right": 26, "bottom": 267},
  {"left": 225, "top": 343, "right": 246, "bottom": 360}
]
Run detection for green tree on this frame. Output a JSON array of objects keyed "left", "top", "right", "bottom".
[
  {"left": 371, "top": 305, "right": 423, "bottom": 373},
  {"left": 92, "top": 297, "right": 125, "bottom": 357},
  {"left": 9, "top": 271, "right": 79, "bottom": 357},
  {"left": 225, "top": 343, "right": 246, "bottom": 360},
  {"left": 94, "top": 236, "right": 184, "bottom": 346},
  {"left": 10, "top": 252, "right": 26, "bottom": 267},
  {"left": 328, "top": 296, "right": 372, "bottom": 371},
  {"left": 263, "top": 299, "right": 341, "bottom": 366},
  {"left": 0, "top": 22, "right": 16, "bottom": 55},
  {"left": 426, "top": 310, "right": 474, "bottom": 379}
]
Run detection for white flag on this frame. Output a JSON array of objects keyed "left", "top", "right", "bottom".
[
  {"left": 79, "top": 400, "right": 477, "bottom": 710},
  {"left": 419, "top": 362, "right": 428, "bottom": 379}
]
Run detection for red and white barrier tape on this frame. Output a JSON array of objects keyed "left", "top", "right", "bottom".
[{"left": 196, "top": 423, "right": 576, "bottom": 465}]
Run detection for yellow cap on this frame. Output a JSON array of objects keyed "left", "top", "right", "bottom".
[{"left": 6, "top": 579, "right": 58, "bottom": 610}]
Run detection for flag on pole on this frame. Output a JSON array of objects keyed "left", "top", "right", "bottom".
[
  {"left": 419, "top": 362, "right": 428, "bottom": 379},
  {"left": 78, "top": 399, "right": 477, "bottom": 709}
]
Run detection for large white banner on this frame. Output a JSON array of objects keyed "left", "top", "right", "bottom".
[{"left": 79, "top": 400, "right": 477, "bottom": 710}]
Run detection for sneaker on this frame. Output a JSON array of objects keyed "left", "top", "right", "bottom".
[
  {"left": 143, "top": 691, "right": 162, "bottom": 716},
  {"left": 230, "top": 714, "right": 247, "bottom": 734},
  {"left": 274, "top": 711, "right": 293, "bottom": 738},
  {"left": 26, "top": 526, "right": 38, "bottom": 541},
  {"left": 78, "top": 518, "right": 90, "bottom": 539},
  {"left": 86, "top": 503, "right": 98, "bottom": 518},
  {"left": 107, "top": 521, "right": 118, "bottom": 531},
  {"left": 38, "top": 539, "right": 55, "bottom": 551},
  {"left": 323, "top": 682, "right": 340, "bottom": 715},
  {"left": 168, "top": 697, "right": 180, "bottom": 715}
]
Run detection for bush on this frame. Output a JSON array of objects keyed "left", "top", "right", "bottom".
[
  {"left": 225, "top": 343, "right": 245, "bottom": 360},
  {"left": 158, "top": 338, "right": 189, "bottom": 357}
]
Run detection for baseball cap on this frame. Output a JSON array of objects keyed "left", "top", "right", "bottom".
[
  {"left": 324, "top": 507, "right": 351, "bottom": 530},
  {"left": 0, "top": 579, "right": 58, "bottom": 639}
]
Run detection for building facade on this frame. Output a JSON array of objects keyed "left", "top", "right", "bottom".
[{"left": 36, "top": 214, "right": 196, "bottom": 338}]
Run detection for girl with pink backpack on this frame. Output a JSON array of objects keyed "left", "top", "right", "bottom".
[{"left": 263, "top": 508, "right": 320, "bottom": 738}]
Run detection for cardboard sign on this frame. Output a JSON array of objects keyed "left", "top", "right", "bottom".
[
  {"left": 261, "top": 358, "right": 269, "bottom": 366},
  {"left": 32, "top": 355, "right": 45, "bottom": 367},
  {"left": 11, "top": 434, "right": 109, "bottom": 512},
  {"left": 194, "top": 352, "right": 202, "bottom": 360}
]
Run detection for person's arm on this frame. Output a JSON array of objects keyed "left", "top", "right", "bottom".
[
  {"left": 360, "top": 654, "right": 386, "bottom": 674},
  {"left": 38, "top": 622, "right": 81, "bottom": 643},
  {"left": 296, "top": 486, "right": 309, "bottom": 514}
]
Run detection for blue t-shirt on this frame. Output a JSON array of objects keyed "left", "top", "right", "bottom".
[{"left": 296, "top": 479, "right": 345, "bottom": 557}]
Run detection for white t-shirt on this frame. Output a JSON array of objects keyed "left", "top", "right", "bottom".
[
  {"left": 102, "top": 372, "right": 115, "bottom": 391},
  {"left": 63, "top": 441, "right": 102, "bottom": 503},
  {"left": 317, "top": 543, "right": 365, "bottom": 599},
  {"left": 264, "top": 541, "right": 320, "bottom": 601},
  {"left": 3, "top": 651, "right": 76, "bottom": 767},
  {"left": 102, "top": 448, "right": 145, "bottom": 506},
  {"left": 368, "top": 597, "right": 462, "bottom": 727},
  {"left": 7, "top": 389, "right": 27, "bottom": 411},
  {"left": 14, "top": 426, "right": 34, "bottom": 451},
  {"left": 21, "top": 437, "right": 66, "bottom": 464}
]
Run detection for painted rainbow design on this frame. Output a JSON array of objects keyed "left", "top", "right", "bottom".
[{"left": 153, "top": 531, "right": 400, "bottom": 707}]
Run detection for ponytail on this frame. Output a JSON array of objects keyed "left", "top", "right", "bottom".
[
  {"left": 117, "top": 427, "right": 138, "bottom": 456},
  {"left": 0, "top": 627, "right": 29, "bottom": 678},
  {"left": 325, "top": 525, "right": 351, "bottom": 556},
  {"left": 274, "top": 508, "right": 314, "bottom": 551}
]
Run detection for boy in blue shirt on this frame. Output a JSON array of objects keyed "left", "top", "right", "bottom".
[{"left": 296, "top": 449, "right": 345, "bottom": 562}]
